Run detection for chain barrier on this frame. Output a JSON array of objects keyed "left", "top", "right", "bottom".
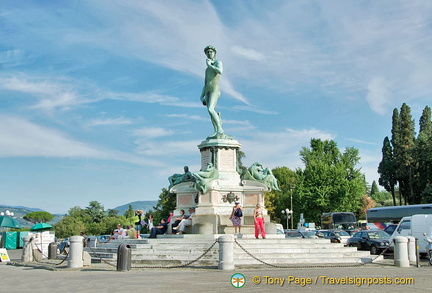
[
  {"left": 131, "top": 239, "right": 219, "bottom": 269},
  {"left": 30, "top": 238, "right": 69, "bottom": 266},
  {"left": 86, "top": 243, "right": 117, "bottom": 267},
  {"left": 234, "top": 239, "right": 390, "bottom": 269},
  {"left": 19, "top": 237, "right": 392, "bottom": 270}
]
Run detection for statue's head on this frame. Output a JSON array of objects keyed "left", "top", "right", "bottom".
[
  {"left": 204, "top": 45, "right": 217, "bottom": 54},
  {"left": 184, "top": 166, "right": 189, "bottom": 172}
]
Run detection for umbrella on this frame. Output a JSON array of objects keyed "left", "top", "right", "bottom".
[
  {"left": 0, "top": 216, "right": 22, "bottom": 229},
  {"left": 30, "top": 223, "right": 53, "bottom": 231}
]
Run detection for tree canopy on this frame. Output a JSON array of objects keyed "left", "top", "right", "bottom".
[
  {"left": 379, "top": 103, "right": 432, "bottom": 205},
  {"left": 295, "top": 139, "right": 366, "bottom": 224},
  {"left": 23, "top": 211, "right": 54, "bottom": 224}
]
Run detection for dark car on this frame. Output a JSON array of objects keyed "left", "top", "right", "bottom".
[
  {"left": 347, "top": 230, "right": 391, "bottom": 254},
  {"left": 384, "top": 224, "right": 398, "bottom": 236},
  {"left": 316, "top": 230, "right": 350, "bottom": 245},
  {"left": 299, "top": 231, "right": 318, "bottom": 239},
  {"left": 285, "top": 231, "right": 303, "bottom": 238}
]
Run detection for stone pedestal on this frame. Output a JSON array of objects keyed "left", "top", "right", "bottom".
[{"left": 170, "top": 138, "right": 270, "bottom": 234}]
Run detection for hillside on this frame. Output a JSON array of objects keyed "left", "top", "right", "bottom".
[
  {"left": 0, "top": 200, "right": 158, "bottom": 228},
  {"left": 112, "top": 201, "right": 157, "bottom": 215},
  {"left": 0, "top": 205, "right": 64, "bottom": 228}
]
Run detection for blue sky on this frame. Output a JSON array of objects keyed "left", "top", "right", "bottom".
[{"left": 1, "top": 1, "right": 431, "bottom": 214}]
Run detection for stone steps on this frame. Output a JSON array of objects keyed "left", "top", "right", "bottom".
[{"left": 85, "top": 235, "right": 378, "bottom": 266}]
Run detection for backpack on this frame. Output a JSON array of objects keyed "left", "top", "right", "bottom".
[{"left": 234, "top": 208, "right": 243, "bottom": 217}]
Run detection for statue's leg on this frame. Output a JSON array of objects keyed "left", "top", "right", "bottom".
[{"left": 207, "top": 93, "right": 223, "bottom": 136}]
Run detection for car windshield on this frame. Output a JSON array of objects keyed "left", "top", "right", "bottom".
[
  {"left": 367, "top": 231, "right": 390, "bottom": 239},
  {"left": 301, "top": 231, "right": 316, "bottom": 238},
  {"left": 334, "top": 231, "right": 349, "bottom": 236}
]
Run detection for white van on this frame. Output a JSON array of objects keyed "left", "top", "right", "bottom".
[{"left": 390, "top": 214, "right": 432, "bottom": 254}]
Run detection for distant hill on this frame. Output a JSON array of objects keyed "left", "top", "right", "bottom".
[
  {"left": 0, "top": 205, "right": 65, "bottom": 228},
  {"left": 0, "top": 201, "right": 158, "bottom": 227},
  {"left": 112, "top": 201, "right": 157, "bottom": 215}
]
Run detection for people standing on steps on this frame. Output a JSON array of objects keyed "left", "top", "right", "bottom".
[
  {"left": 229, "top": 201, "right": 243, "bottom": 234},
  {"left": 254, "top": 203, "right": 266, "bottom": 239}
]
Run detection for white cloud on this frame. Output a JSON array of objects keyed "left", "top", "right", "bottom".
[
  {"left": 130, "top": 127, "right": 174, "bottom": 138},
  {"left": 0, "top": 115, "right": 103, "bottom": 158},
  {"left": 365, "top": 77, "right": 390, "bottom": 115},
  {"left": 231, "top": 45, "right": 267, "bottom": 62},
  {"left": 87, "top": 118, "right": 133, "bottom": 127},
  {"left": 0, "top": 115, "right": 164, "bottom": 167},
  {"left": 134, "top": 139, "right": 199, "bottom": 157},
  {"left": 240, "top": 128, "right": 336, "bottom": 170},
  {"left": 346, "top": 138, "right": 378, "bottom": 146}
]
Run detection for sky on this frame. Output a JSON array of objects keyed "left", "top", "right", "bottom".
[{"left": 1, "top": 1, "right": 432, "bottom": 214}]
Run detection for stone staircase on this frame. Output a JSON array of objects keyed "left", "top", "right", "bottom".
[{"left": 85, "top": 234, "right": 380, "bottom": 267}]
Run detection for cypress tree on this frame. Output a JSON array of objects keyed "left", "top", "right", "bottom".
[
  {"left": 378, "top": 137, "right": 397, "bottom": 205},
  {"left": 395, "top": 103, "right": 416, "bottom": 204},
  {"left": 416, "top": 106, "right": 432, "bottom": 203}
]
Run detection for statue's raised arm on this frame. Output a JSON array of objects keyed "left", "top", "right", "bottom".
[{"left": 200, "top": 45, "right": 224, "bottom": 139}]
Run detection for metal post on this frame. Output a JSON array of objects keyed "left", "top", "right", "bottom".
[{"left": 290, "top": 186, "right": 294, "bottom": 230}]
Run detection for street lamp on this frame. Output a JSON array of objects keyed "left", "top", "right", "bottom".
[
  {"left": 281, "top": 208, "right": 293, "bottom": 229},
  {"left": 290, "top": 185, "right": 295, "bottom": 230}
]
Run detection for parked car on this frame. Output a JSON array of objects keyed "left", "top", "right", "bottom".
[
  {"left": 285, "top": 230, "right": 318, "bottom": 239},
  {"left": 316, "top": 229, "right": 350, "bottom": 245},
  {"left": 347, "top": 230, "right": 391, "bottom": 254},
  {"left": 384, "top": 224, "right": 398, "bottom": 236},
  {"left": 285, "top": 231, "right": 303, "bottom": 238},
  {"left": 97, "top": 235, "right": 110, "bottom": 243},
  {"left": 299, "top": 231, "right": 318, "bottom": 239}
]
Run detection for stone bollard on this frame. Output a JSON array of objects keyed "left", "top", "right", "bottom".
[
  {"left": 68, "top": 235, "right": 84, "bottom": 269},
  {"left": 218, "top": 235, "right": 234, "bottom": 270},
  {"left": 21, "top": 236, "right": 33, "bottom": 262},
  {"left": 406, "top": 236, "right": 417, "bottom": 263},
  {"left": 394, "top": 236, "right": 409, "bottom": 267}
]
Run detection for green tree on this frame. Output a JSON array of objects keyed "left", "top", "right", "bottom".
[
  {"left": 296, "top": 139, "right": 366, "bottom": 224},
  {"left": 124, "top": 205, "right": 135, "bottom": 219},
  {"left": 55, "top": 216, "right": 86, "bottom": 238},
  {"left": 87, "top": 216, "right": 128, "bottom": 235},
  {"left": 152, "top": 188, "right": 175, "bottom": 223},
  {"left": 107, "top": 209, "right": 119, "bottom": 217},
  {"left": 370, "top": 180, "right": 379, "bottom": 198},
  {"left": 372, "top": 191, "right": 394, "bottom": 207},
  {"left": 415, "top": 106, "right": 432, "bottom": 203},
  {"left": 393, "top": 104, "right": 416, "bottom": 204},
  {"left": 269, "top": 167, "right": 298, "bottom": 228},
  {"left": 85, "top": 201, "right": 105, "bottom": 223},
  {"left": 378, "top": 136, "right": 397, "bottom": 205},
  {"left": 23, "top": 211, "right": 54, "bottom": 223}
]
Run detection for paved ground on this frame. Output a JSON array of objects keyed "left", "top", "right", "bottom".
[{"left": 1, "top": 249, "right": 431, "bottom": 292}]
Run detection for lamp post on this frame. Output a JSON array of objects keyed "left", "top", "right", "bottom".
[
  {"left": 290, "top": 185, "right": 295, "bottom": 230},
  {"left": 281, "top": 208, "right": 293, "bottom": 229}
]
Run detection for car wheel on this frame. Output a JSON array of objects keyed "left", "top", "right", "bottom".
[{"left": 370, "top": 245, "right": 378, "bottom": 255}]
